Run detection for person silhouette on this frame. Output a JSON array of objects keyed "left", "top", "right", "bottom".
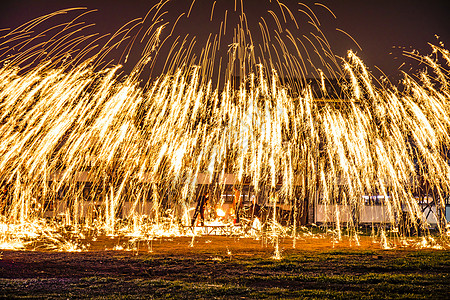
[{"left": 191, "top": 191, "right": 209, "bottom": 226}]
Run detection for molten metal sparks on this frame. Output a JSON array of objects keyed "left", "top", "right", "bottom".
[
  {"left": 0, "top": 1, "right": 449, "bottom": 252},
  {"left": 216, "top": 208, "right": 226, "bottom": 217}
]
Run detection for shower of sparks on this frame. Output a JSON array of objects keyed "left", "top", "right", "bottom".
[{"left": 0, "top": 1, "right": 449, "bottom": 252}]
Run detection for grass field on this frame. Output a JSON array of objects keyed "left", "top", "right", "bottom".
[{"left": 1, "top": 236, "right": 449, "bottom": 299}]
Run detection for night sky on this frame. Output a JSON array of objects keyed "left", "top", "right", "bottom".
[{"left": 1, "top": 0, "right": 448, "bottom": 81}]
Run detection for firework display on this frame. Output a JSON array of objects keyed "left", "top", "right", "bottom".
[{"left": 0, "top": 1, "right": 449, "bottom": 252}]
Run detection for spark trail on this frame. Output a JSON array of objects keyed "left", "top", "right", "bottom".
[{"left": 0, "top": 1, "right": 449, "bottom": 251}]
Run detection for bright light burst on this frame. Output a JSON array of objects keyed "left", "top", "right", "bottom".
[{"left": 0, "top": 1, "right": 449, "bottom": 251}]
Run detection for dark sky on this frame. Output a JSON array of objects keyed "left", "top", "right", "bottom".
[{"left": 1, "top": 0, "right": 448, "bottom": 80}]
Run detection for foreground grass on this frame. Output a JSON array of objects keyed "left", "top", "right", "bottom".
[{"left": 0, "top": 248, "right": 449, "bottom": 299}]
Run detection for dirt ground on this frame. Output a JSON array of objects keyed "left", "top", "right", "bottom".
[{"left": 1, "top": 236, "right": 449, "bottom": 299}]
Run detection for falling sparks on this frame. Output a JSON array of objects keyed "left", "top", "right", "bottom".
[{"left": 0, "top": 1, "right": 448, "bottom": 253}]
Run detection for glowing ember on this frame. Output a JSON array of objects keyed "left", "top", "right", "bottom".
[{"left": 216, "top": 208, "right": 226, "bottom": 218}]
